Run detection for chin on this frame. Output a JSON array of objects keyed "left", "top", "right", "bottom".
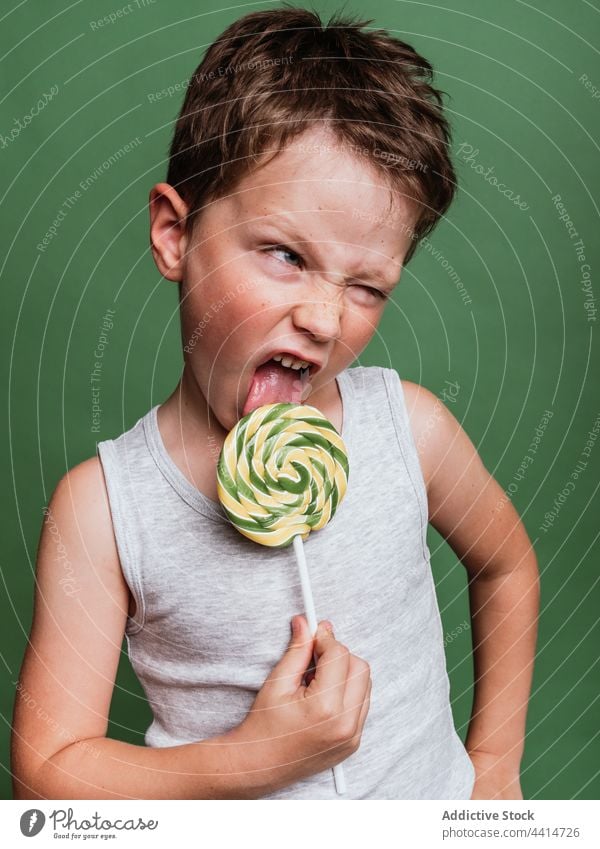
[{"left": 202, "top": 397, "right": 233, "bottom": 433}]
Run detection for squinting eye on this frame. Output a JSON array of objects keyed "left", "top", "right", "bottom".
[
  {"left": 353, "top": 285, "right": 388, "bottom": 301},
  {"left": 266, "top": 245, "right": 303, "bottom": 267}
]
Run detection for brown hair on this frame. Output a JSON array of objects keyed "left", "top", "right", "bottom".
[{"left": 166, "top": 4, "right": 456, "bottom": 264}]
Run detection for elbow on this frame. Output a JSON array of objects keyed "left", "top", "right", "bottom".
[
  {"left": 11, "top": 757, "right": 46, "bottom": 801},
  {"left": 11, "top": 734, "right": 55, "bottom": 801}
]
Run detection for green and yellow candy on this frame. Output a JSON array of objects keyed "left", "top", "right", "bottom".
[
  {"left": 216, "top": 400, "right": 350, "bottom": 793},
  {"left": 216, "top": 402, "right": 349, "bottom": 547}
]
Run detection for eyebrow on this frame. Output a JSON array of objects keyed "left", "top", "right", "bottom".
[{"left": 250, "top": 218, "right": 398, "bottom": 290}]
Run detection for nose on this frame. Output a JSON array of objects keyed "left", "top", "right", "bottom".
[{"left": 290, "top": 282, "right": 343, "bottom": 344}]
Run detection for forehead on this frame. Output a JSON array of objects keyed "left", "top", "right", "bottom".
[{"left": 214, "top": 128, "right": 419, "bottom": 263}]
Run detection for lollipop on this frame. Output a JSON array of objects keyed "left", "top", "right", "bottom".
[
  {"left": 216, "top": 401, "right": 350, "bottom": 794},
  {"left": 217, "top": 401, "right": 348, "bottom": 545}
]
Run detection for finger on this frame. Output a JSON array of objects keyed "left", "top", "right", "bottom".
[
  {"left": 337, "top": 656, "right": 371, "bottom": 733},
  {"left": 263, "top": 614, "right": 315, "bottom": 697},
  {"left": 307, "top": 622, "right": 350, "bottom": 713},
  {"left": 351, "top": 675, "right": 372, "bottom": 743},
  {"left": 357, "top": 675, "right": 372, "bottom": 731}
]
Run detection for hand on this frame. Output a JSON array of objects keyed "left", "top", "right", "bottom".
[
  {"left": 233, "top": 615, "right": 372, "bottom": 796},
  {"left": 468, "top": 749, "right": 524, "bottom": 799}
]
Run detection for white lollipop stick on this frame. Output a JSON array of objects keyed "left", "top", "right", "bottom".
[{"left": 292, "top": 534, "right": 347, "bottom": 796}]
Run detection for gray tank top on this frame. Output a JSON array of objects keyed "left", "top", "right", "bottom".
[{"left": 97, "top": 366, "right": 475, "bottom": 799}]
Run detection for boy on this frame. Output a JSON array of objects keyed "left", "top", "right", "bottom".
[{"left": 12, "top": 6, "right": 539, "bottom": 799}]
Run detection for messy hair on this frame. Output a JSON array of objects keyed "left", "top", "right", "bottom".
[{"left": 166, "top": 4, "right": 457, "bottom": 264}]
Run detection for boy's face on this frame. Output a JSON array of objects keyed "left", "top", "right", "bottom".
[{"left": 150, "top": 127, "right": 419, "bottom": 433}]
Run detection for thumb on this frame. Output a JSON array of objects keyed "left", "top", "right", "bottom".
[{"left": 264, "top": 615, "right": 314, "bottom": 696}]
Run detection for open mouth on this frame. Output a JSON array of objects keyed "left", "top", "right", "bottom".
[{"left": 241, "top": 351, "right": 321, "bottom": 418}]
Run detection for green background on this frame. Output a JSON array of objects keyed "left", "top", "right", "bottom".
[{"left": 1, "top": 0, "right": 599, "bottom": 800}]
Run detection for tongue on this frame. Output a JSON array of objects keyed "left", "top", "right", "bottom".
[{"left": 242, "top": 361, "right": 307, "bottom": 417}]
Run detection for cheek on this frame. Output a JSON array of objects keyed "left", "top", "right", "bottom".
[
  {"left": 229, "top": 293, "right": 266, "bottom": 327},
  {"left": 229, "top": 273, "right": 287, "bottom": 327},
  {"left": 341, "top": 308, "right": 380, "bottom": 347},
  {"left": 209, "top": 294, "right": 272, "bottom": 358}
]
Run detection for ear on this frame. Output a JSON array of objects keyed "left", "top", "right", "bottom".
[{"left": 148, "top": 182, "right": 190, "bottom": 281}]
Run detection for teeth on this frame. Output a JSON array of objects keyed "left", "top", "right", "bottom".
[{"left": 272, "top": 353, "right": 311, "bottom": 370}]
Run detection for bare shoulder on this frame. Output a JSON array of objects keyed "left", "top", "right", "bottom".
[
  {"left": 41, "top": 455, "right": 131, "bottom": 611},
  {"left": 399, "top": 378, "right": 536, "bottom": 576},
  {"left": 45, "top": 456, "right": 122, "bottom": 579},
  {"left": 400, "top": 378, "right": 485, "bottom": 492}
]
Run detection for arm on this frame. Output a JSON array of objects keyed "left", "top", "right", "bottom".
[
  {"left": 11, "top": 458, "right": 370, "bottom": 800},
  {"left": 402, "top": 380, "right": 540, "bottom": 799},
  {"left": 10, "top": 457, "right": 258, "bottom": 799}
]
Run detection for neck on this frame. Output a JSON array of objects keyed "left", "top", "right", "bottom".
[{"left": 158, "top": 364, "right": 228, "bottom": 455}]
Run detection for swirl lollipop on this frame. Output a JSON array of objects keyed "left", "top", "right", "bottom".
[
  {"left": 216, "top": 401, "right": 348, "bottom": 545},
  {"left": 216, "top": 401, "right": 350, "bottom": 794}
]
